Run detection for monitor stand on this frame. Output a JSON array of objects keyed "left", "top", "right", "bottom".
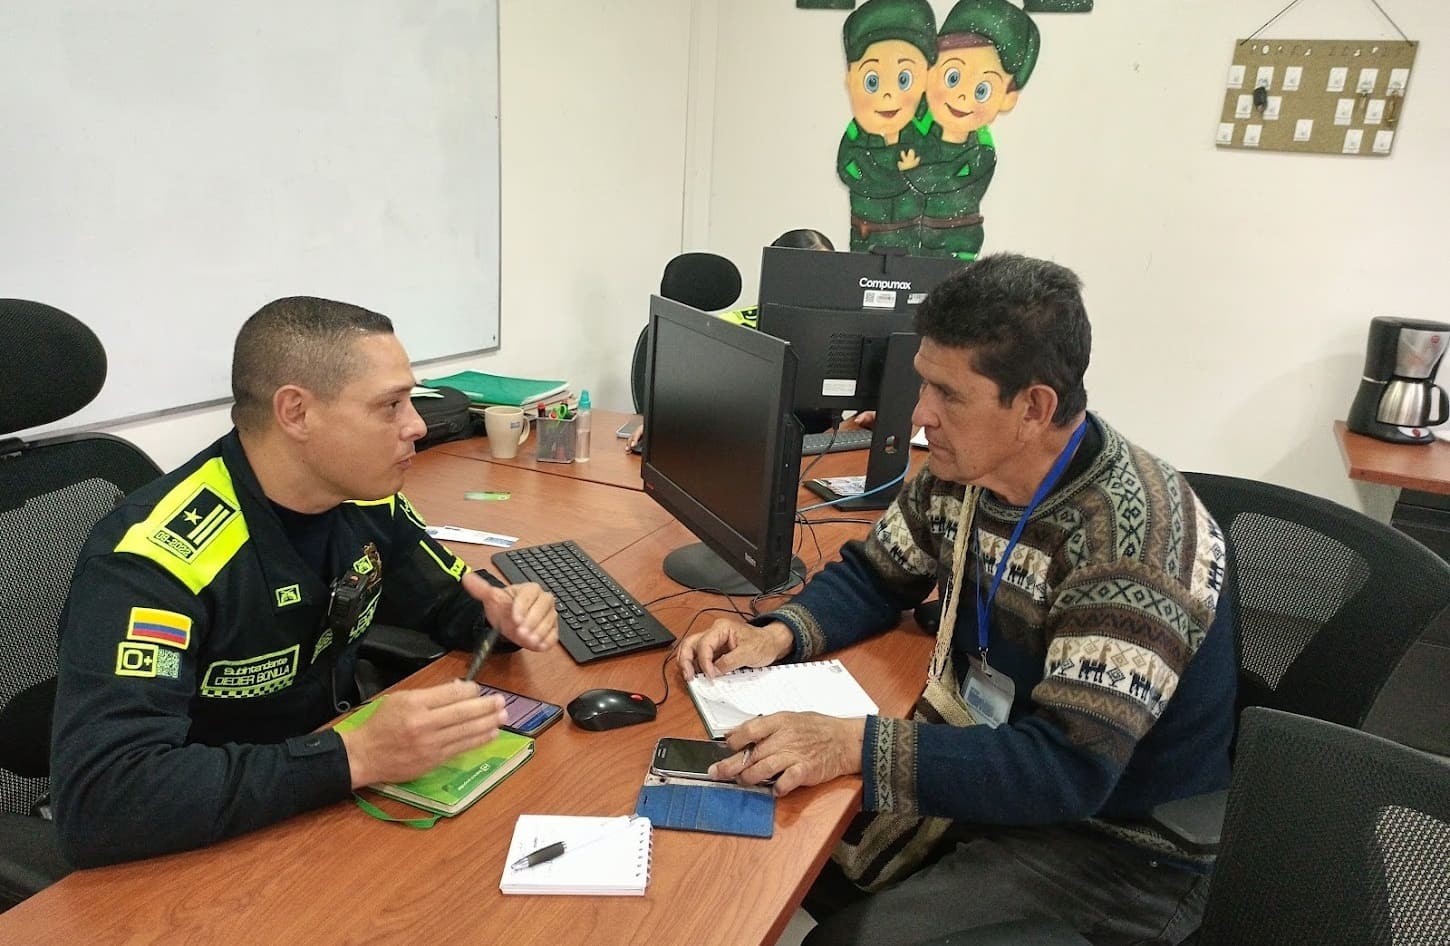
[
  {"left": 805, "top": 332, "right": 921, "bottom": 511},
  {"left": 663, "top": 543, "right": 807, "bottom": 596}
]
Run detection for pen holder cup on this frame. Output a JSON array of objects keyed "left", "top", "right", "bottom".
[{"left": 535, "top": 415, "right": 577, "bottom": 463}]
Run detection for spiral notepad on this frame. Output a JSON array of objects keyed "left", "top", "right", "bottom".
[
  {"left": 499, "top": 815, "right": 652, "bottom": 896},
  {"left": 686, "top": 659, "right": 879, "bottom": 739}
]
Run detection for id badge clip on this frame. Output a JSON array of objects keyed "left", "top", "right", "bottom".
[{"left": 960, "top": 653, "right": 1014, "bottom": 728}]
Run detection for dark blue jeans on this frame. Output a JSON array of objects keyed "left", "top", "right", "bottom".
[{"left": 802, "top": 824, "right": 1208, "bottom": 946}]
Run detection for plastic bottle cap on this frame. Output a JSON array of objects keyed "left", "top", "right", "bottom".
[{"left": 579, "top": 389, "right": 591, "bottom": 409}]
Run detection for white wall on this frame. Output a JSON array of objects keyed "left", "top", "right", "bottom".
[
  {"left": 704, "top": 0, "right": 1447, "bottom": 515},
  {"left": 86, "top": 0, "right": 694, "bottom": 472}
]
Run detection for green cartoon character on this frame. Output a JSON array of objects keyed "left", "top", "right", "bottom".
[
  {"left": 907, "top": 0, "right": 1039, "bottom": 260},
  {"left": 837, "top": 0, "right": 937, "bottom": 254}
]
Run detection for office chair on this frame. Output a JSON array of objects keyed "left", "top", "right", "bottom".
[
  {"left": 0, "top": 299, "right": 164, "bottom": 911},
  {"left": 1148, "top": 471, "right": 1450, "bottom": 854},
  {"left": 630, "top": 252, "right": 742, "bottom": 412},
  {"left": 927, "top": 706, "right": 1450, "bottom": 946}
]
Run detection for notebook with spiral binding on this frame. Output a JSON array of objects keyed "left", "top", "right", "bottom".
[
  {"left": 686, "top": 659, "right": 879, "bottom": 739},
  {"left": 499, "top": 814, "right": 652, "bottom": 896}
]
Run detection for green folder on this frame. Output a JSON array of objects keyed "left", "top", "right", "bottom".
[
  {"left": 420, "top": 370, "right": 568, "bottom": 407},
  {"left": 335, "top": 698, "right": 534, "bottom": 816}
]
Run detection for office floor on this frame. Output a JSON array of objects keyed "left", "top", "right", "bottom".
[{"left": 775, "top": 908, "right": 815, "bottom": 946}]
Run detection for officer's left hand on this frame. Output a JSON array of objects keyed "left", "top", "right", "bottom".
[
  {"left": 468, "top": 577, "right": 557, "bottom": 651},
  {"left": 708, "top": 711, "right": 866, "bottom": 797},
  {"left": 898, "top": 148, "right": 920, "bottom": 171}
]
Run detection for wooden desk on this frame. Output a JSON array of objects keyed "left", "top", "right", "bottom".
[
  {"left": 1334, "top": 419, "right": 1450, "bottom": 493},
  {"left": 0, "top": 452, "right": 933, "bottom": 946},
  {"left": 437, "top": 408, "right": 647, "bottom": 492}
]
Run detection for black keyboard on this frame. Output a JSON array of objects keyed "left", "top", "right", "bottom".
[
  {"left": 491, "top": 540, "right": 675, "bottom": 664},
  {"left": 801, "top": 428, "right": 873, "bottom": 456}
]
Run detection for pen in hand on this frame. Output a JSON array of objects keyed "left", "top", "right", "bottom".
[
  {"left": 464, "top": 623, "right": 501, "bottom": 683},
  {"left": 510, "top": 814, "right": 642, "bottom": 871}
]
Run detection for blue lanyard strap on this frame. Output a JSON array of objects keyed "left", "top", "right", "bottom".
[{"left": 974, "top": 418, "right": 1089, "bottom": 657}]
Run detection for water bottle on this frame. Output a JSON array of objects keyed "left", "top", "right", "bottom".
[{"left": 575, "top": 389, "right": 592, "bottom": 462}]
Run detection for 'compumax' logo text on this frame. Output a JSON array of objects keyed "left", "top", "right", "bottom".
[{"left": 860, "top": 277, "right": 912, "bottom": 291}]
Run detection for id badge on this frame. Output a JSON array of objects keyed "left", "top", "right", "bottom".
[{"left": 960, "top": 655, "right": 1015, "bottom": 728}]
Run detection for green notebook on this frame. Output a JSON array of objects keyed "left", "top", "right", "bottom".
[
  {"left": 335, "top": 698, "right": 534, "bottom": 816},
  {"left": 420, "top": 370, "right": 568, "bottom": 407}
]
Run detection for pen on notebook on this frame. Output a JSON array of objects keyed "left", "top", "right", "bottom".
[{"left": 510, "top": 815, "right": 641, "bottom": 871}]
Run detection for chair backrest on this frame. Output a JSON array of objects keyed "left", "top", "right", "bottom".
[
  {"left": 1183, "top": 471, "right": 1450, "bottom": 730},
  {"left": 1199, "top": 707, "right": 1450, "bottom": 945},
  {"left": 0, "top": 301, "right": 163, "bottom": 816},
  {"left": 631, "top": 252, "right": 743, "bottom": 413}
]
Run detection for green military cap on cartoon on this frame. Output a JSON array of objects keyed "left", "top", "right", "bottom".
[
  {"left": 937, "top": 0, "right": 1041, "bottom": 89},
  {"left": 842, "top": 0, "right": 939, "bottom": 68},
  {"left": 837, "top": 0, "right": 939, "bottom": 254}
]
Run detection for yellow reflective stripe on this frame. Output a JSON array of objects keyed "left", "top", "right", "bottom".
[
  {"left": 115, "top": 458, "right": 250, "bottom": 594},
  {"left": 419, "top": 539, "right": 468, "bottom": 580},
  {"left": 348, "top": 496, "right": 396, "bottom": 511}
]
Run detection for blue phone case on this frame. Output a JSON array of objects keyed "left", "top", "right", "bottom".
[{"left": 634, "top": 782, "right": 775, "bottom": 838}]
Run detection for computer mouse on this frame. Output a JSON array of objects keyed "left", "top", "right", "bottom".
[{"left": 567, "top": 688, "right": 657, "bottom": 731}]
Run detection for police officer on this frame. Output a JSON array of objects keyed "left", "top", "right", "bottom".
[
  {"left": 50, "top": 296, "right": 559, "bottom": 867},
  {"left": 837, "top": 0, "right": 938, "bottom": 254}
]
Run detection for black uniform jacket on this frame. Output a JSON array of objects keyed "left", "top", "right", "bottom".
[{"left": 51, "top": 431, "right": 493, "bottom": 866}]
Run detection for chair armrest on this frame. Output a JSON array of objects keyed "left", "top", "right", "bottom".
[
  {"left": 0, "top": 677, "right": 56, "bottom": 778},
  {"left": 1149, "top": 789, "right": 1227, "bottom": 854},
  {"left": 358, "top": 624, "right": 446, "bottom": 672}
]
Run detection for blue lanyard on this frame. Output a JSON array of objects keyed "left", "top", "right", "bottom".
[{"left": 973, "top": 419, "right": 1089, "bottom": 660}]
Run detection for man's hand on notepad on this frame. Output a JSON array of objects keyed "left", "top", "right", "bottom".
[
  {"left": 710, "top": 712, "right": 866, "bottom": 797},
  {"left": 676, "top": 617, "right": 794, "bottom": 679}
]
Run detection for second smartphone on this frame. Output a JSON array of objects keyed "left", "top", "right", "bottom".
[
  {"left": 650, "top": 737, "right": 736, "bottom": 781},
  {"left": 479, "top": 684, "right": 563, "bottom": 737}
]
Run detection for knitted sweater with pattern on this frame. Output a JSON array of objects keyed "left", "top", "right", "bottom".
[{"left": 765, "top": 415, "right": 1236, "bottom": 862}]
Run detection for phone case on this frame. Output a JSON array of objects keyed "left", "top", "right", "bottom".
[{"left": 634, "top": 776, "right": 775, "bottom": 839}]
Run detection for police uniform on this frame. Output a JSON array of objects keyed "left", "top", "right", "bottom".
[{"left": 51, "top": 431, "right": 497, "bottom": 867}]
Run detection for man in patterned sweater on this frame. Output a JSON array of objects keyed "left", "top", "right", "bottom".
[{"left": 677, "top": 253, "right": 1235, "bottom": 945}]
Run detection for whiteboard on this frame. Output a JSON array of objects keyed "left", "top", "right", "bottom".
[{"left": 0, "top": 0, "right": 500, "bottom": 429}]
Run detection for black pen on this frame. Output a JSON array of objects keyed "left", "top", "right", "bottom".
[
  {"left": 464, "top": 623, "right": 500, "bottom": 683},
  {"left": 510, "top": 815, "right": 641, "bottom": 871}
]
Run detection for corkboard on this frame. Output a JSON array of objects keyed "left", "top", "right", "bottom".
[{"left": 1215, "top": 39, "right": 1417, "bottom": 157}]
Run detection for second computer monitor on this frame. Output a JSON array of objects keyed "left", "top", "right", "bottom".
[{"left": 756, "top": 246, "right": 966, "bottom": 415}]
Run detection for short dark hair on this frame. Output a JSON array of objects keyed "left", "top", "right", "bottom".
[
  {"left": 914, "top": 253, "right": 1090, "bottom": 424},
  {"left": 231, "top": 296, "right": 395, "bottom": 432},
  {"left": 772, "top": 229, "right": 835, "bottom": 252}
]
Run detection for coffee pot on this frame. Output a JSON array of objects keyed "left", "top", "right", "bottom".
[{"left": 1347, "top": 317, "right": 1450, "bottom": 444}]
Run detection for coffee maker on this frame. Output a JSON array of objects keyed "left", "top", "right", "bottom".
[{"left": 1347, "top": 316, "right": 1450, "bottom": 444}]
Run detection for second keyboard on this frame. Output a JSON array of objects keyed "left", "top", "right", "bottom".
[{"left": 801, "top": 428, "right": 873, "bottom": 456}]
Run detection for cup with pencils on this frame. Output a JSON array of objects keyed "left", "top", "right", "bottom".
[{"left": 535, "top": 401, "right": 576, "bottom": 463}]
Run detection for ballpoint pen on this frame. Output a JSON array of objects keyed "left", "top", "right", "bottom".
[
  {"left": 510, "top": 815, "right": 641, "bottom": 871},
  {"left": 464, "top": 623, "right": 501, "bottom": 683}
]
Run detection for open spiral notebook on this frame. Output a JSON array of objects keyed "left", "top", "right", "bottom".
[
  {"left": 499, "top": 814, "right": 652, "bottom": 896},
  {"left": 686, "top": 659, "right": 879, "bottom": 739}
]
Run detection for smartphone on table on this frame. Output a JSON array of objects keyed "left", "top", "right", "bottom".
[
  {"left": 479, "top": 684, "right": 563, "bottom": 738},
  {"left": 650, "top": 737, "right": 741, "bottom": 782},
  {"left": 615, "top": 418, "right": 642, "bottom": 439}
]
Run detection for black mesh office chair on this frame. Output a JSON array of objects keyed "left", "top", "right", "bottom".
[
  {"left": 933, "top": 706, "right": 1450, "bottom": 946},
  {"left": 0, "top": 300, "right": 164, "bottom": 911},
  {"left": 629, "top": 252, "right": 742, "bottom": 412},
  {"left": 1149, "top": 471, "right": 1450, "bottom": 853}
]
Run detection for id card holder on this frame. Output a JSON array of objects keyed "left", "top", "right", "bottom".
[{"left": 961, "top": 656, "right": 1014, "bottom": 728}]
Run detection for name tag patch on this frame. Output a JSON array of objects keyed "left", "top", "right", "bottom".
[{"left": 200, "top": 645, "right": 300, "bottom": 699}]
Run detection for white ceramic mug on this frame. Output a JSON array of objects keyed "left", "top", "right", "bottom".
[{"left": 483, "top": 405, "right": 531, "bottom": 458}]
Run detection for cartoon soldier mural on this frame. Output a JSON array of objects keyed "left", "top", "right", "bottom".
[
  {"left": 908, "top": 0, "right": 1039, "bottom": 260},
  {"left": 836, "top": 0, "right": 937, "bottom": 254}
]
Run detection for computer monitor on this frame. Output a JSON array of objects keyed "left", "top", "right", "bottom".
[
  {"left": 756, "top": 246, "right": 967, "bottom": 510},
  {"left": 639, "top": 295, "right": 806, "bottom": 596}
]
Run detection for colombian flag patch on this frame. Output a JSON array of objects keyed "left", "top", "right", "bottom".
[{"left": 126, "top": 607, "right": 192, "bottom": 649}]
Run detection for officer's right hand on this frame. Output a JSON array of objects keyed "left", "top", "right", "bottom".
[
  {"left": 897, "top": 148, "right": 920, "bottom": 171},
  {"left": 676, "top": 617, "right": 793, "bottom": 681},
  {"left": 338, "top": 680, "right": 505, "bottom": 789}
]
